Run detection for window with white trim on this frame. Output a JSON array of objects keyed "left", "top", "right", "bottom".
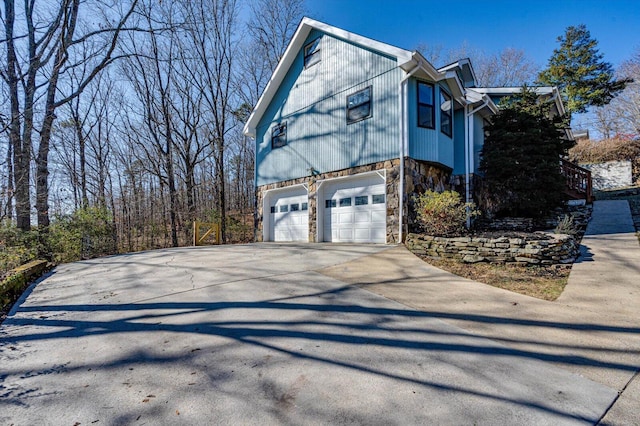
[{"left": 347, "top": 86, "right": 372, "bottom": 124}]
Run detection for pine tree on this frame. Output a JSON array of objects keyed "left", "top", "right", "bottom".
[
  {"left": 538, "top": 24, "right": 631, "bottom": 115},
  {"left": 479, "top": 88, "right": 574, "bottom": 218}
]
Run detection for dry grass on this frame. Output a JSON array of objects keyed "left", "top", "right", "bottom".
[
  {"left": 569, "top": 138, "right": 640, "bottom": 164},
  {"left": 420, "top": 257, "right": 571, "bottom": 301}
]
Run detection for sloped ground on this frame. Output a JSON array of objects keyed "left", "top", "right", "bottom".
[
  {"left": 0, "top": 243, "right": 622, "bottom": 425},
  {"left": 324, "top": 200, "right": 640, "bottom": 425}
]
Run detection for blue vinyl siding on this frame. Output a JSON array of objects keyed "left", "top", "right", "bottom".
[
  {"left": 256, "top": 30, "right": 402, "bottom": 186},
  {"left": 453, "top": 109, "right": 466, "bottom": 175},
  {"left": 451, "top": 111, "right": 486, "bottom": 175},
  {"left": 473, "top": 114, "right": 485, "bottom": 173},
  {"left": 407, "top": 79, "right": 454, "bottom": 169}
]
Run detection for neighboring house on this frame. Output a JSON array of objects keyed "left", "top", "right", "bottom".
[{"left": 243, "top": 17, "right": 568, "bottom": 244}]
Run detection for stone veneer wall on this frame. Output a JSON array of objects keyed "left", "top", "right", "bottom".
[
  {"left": 406, "top": 233, "right": 579, "bottom": 264},
  {"left": 403, "top": 158, "right": 452, "bottom": 233},
  {"left": 255, "top": 159, "right": 402, "bottom": 243},
  {"left": 255, "top": 158, "right": 454, "bottom": 243}
]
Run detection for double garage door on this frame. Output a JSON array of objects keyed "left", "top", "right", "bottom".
[{"left": 267, "top": 174, "right": 386, "bottom": 243}]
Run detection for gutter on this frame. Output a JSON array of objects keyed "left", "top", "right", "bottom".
[{"left": 464, "top": 95, "right": 490, "bottom": 228}]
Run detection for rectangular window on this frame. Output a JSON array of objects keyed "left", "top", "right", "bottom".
[
  {"left": 279, "top": 205, "right": 288, "bottom": 213},
  {"left": 304, "top": 38, "right": 321, "bottom": 68},
  {"left": 339, "top": 197, "right": 352, "bottom": 207},
  {"left": 290, "top": 203, "right": 299, "bottom": 211},
  {"left": 347, "top": 86, "right": 372, "bottom": 124},
  {"left": 301, "top": 202, "right": 308, "bottom": 211},
  {"left": 270, "top": 206, "right": 276, "bottom": 213},
  {"left": 372, "top": 194, "right": 385, "bottom": 204},
  {"left": 417, "top": 82, "right": 434, "bottom": 129},
  {"left": 440, "top": 90, "right": 452, "bottom": 137},
  {"left": 271, "top": 122, "right": 287, "bottom": 149},
  {"left": 355, "top": 196, "right": 368, "bottom": 206},
  {"left": 325, "top": 199, "right": 336, "bottom": 208}
]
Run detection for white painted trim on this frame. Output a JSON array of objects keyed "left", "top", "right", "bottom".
[
  {"left": 437, "top": 58, "right": 479, "bottom": 88},
  {"left": 315, "top": 171, "right": 387, "bottom": 243},
  {"left": 262, "top": 183, "right": 309, "bottom": 242},
  {"left": 243, "top": 17, "right": 415, "bottom": 138},
  {"left": 314, "top": 170, "right": 386, "bottom": 186},
  {"left": 397, "top": 61, "right": 422, "bottom": 243},
  {"left": 471, "top": 86, "right": 555, "bottom": 95}
]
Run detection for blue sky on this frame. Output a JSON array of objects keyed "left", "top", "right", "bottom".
[{"left": 306, "top": 0, "right": 640, "bottom": 69}]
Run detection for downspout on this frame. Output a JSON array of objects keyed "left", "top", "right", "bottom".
[
  {"left": 464, "top": 96, "right": 490, "bottom": 228},
  {"left": 397, "top": 59, "right": 422, "bottom": 243}
]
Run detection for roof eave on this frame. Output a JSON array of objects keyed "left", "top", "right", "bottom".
[{"left": 243, "top": 17, "right": 414, "bottom": 137}]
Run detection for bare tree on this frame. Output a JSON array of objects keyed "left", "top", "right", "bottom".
[
  {"left": 120, "top": 0, "right": 182, "bottom": 247},
  {"left": 247, "top": 0, "right": 305, "bottom": 72},
  {"left": 0, "top": 0, "right": 138, "bottom": 231},
  {"left": 414, "top": 41, "right": 539, "bottom": 87},
  {"left": 180, "top": 0, "right": 240, "bottom": 242}
]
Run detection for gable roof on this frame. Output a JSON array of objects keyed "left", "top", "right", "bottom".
[
  {"left": 243, "top": 17, "right": 450, "bottom": 137},
  {"left": 471, "top": 86, "right": 566, "bottom": 116},
  {"left": 242, "top": 18, "right": 568, "bottom": 138},
  {"left": 438, "top": 58, "right": 478, "bottom": 88}
]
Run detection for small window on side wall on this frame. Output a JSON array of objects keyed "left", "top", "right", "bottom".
[
  {"left": 304, "top": 38, "right": 321, "bottom": 68},
  {"left": 271, "top": 122, "right": 286, "bottom": 149},
  {"left": 440, "top": 90, "right": 452, "bottom": 137},
  {"left": 417, "top": 81, "right": 434, "bottom": 129},
  {"left": 347, "top": 86, "right": 372, "bottom": 124}
]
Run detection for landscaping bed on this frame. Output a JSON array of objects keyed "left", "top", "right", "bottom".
[{"left": 409, "top": 204, "right": 592, "bottom": 301}]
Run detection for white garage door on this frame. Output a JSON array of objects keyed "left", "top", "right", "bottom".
[
  {"left": 268, "top": 189, "right": 309, "bottom": 242},
  {"left": 323, "top": 177, "right": 386, "bottom": 243}
]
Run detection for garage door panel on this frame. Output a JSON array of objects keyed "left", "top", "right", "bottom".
[
  {"left": 354, "top": 211, "right": 370, "bottom": 223},
  {"left": 269, "top": 190, "right": 308, "bottom": 242},
  {"left": 322, "top": 177, "right": 386, "bottom": 243},
  {"left": 371, "top": 228, "right": 386, "bottom": 241},
  {"left": 338, "top": 212, "right": 354, "bottom": 224},
  {"left": 371, "top": 210, "right": 386, "bottom": 223},
  {"left": 354, "top": 228, "right": 370, "bottom": 240},
  {"left": 339, "top": 228, "right": 353, "bottom": 240}
]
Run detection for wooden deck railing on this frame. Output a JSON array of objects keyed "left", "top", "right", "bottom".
[{"left": 560, "top": 158, "right": 593, "bottom": 202}]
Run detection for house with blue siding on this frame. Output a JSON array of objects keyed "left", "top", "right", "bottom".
[{"left": 243, "top": 18, "right": 567, "bottom": 243}]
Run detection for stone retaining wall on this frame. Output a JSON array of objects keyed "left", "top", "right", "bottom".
[{"left": 406, "top": 233, "right": 579, "bottom": 264}]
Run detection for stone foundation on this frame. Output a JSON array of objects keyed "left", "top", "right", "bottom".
[
  {"left": 256, "top": 158, "right": 454, "bottom": 243},
  {"left": 404, "top": 158, "right": 453, "bottom": 233},
  {"left": 406, "top": 232, "right": 579, "bottom": 264},
  {"left": 256, "top": 159, "right": 402, "bottom": 243}
]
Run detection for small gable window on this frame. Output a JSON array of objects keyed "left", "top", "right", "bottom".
[
  {"left": 347, "top": 86, "right": 372, "bottom": 124},
  {"left": 417, "top": 81, "right": 434, "bottom": 129},
  {"left": 304, "top": 38, "right": 321, "bottom": 68},
  {"left": 271, "top": 122, "right": 287, "bottom": 149},
  {"left": 440, "top": 90, "right": 452, "bottom": 137}
]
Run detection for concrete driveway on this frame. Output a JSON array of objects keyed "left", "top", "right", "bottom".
[{"left": 0, "top": 243, "right": 620, "bottom": 425}]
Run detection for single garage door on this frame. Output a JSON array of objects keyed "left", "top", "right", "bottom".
[
  {"left": 323, "top": 177, "right": 386, "bottom": 243},
  {"left": 268, "top": 189, "right": 309, "bottom": 242}
]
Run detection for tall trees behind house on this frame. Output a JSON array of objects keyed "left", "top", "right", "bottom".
[
  {"left": 0, "top": 0, "right": 139, "bottom": 231},
  {"left": 538, "top": 24, "right": 631, "bottom": 116},
  {"left": 414, "top": 42, "right": 540, "bottom": 87},
  {"left": 0, "top": 0, "right": 304, "bottom": 249}
]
